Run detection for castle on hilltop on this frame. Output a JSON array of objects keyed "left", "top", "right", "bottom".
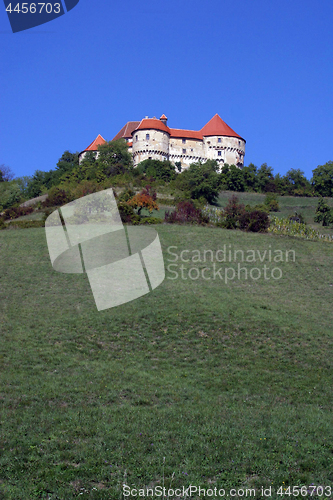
[{"left": 79, "top": 114, "right": 246, "bottom": 170}]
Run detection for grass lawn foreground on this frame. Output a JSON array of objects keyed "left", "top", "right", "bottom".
[{"left": 0, "top": 216, "right": 333, "bottom": 498}]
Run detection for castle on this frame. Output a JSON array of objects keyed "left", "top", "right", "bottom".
[{"left": 79, "top": 114, "right": 246, "bottom": 171}]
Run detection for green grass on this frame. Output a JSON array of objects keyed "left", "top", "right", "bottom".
[{"left": 0, "top": 220, "right": 333, "bottom": 498}]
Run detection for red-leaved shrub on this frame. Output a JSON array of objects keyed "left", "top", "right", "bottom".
[{"left": 165, "top": 200, "right": 208, "bottom": 224}]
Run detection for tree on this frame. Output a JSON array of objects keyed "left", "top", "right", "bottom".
[
  {"left": 0, "top": 182, "right": 21, "bottom": 210},
  {"left": 314, "top": 197, "right": 333, "bottom": 226},
  {"left": 0, "top": 164, "right": 15, "bottom": 182},
  {"left": 274, "top": 173, "right": 289, "bottom": 195},
  {"left": 56, "top": 151, "right": 79, "bottom": 176},
  {"left": 283, "top": 168, "right": 312, "bottom": 195},
  {"left": 256, "top": 163, "right": 274, "bottom": 192},
  {"left": 97, "top": 139, "right": 133, "bottom": 177},
  {"left": 137, "top": 159, "right": 176, "bottom": 182},
  {"left": 12, "top": 176, "right": 33, "bottom": 198},
  {"left": 312, "top": 161, "right": 333, "bottom": 197},
  {"left": 175, "top": 160, "right": 220, "bottom": 204},
  {"left": 242, "top": 163, "right": 258, "bottom": 191},
  {"left": 128, "top": 191, "right": 159, "bottom": 215},
  {"left": 26, "top": 170, "right": 55, "bottom": 199},
  {"left": 225, "top": 164, "right": 245, "bottom": 192}
]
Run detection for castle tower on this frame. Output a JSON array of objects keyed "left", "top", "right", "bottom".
[
  {"left": 131, "top": 117, "right": 170, "bottom": 166},
  {"left": 201, "top": 114, "right": 246, "bottom": 169}
]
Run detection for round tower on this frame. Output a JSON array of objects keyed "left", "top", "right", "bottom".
[
  {"left": 201, "top": 114, "right": 246, "bottom": 169},
  {"left": 132, "top": 118, "right": 170, "bottom": 166}
]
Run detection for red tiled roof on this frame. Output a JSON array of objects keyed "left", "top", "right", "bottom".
[
  {"left": 170, "top": 128, "right": 203, "bottom": 140},
  {"left": 201, "top": 114, "right": 244, "bottom": 140},
  {"left": 110, "top": 114, "right": 244, "bottom": 145},
  {"left": 133, "top": 118, "right": 170, "bottom": 134},
  {"left": 84, "top": 134, "right": 106, "bottom": 151},
  {"left": 112, "top": 121, "right": 140, "bottom": 141}
]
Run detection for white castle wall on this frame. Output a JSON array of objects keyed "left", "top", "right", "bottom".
[
  {"left": 203, "top": 136, "right": 245, "bottom": 168},
  {"left": 132, "top": 129, "right": 169, "bottom": 166},
  {"left": 169, "top": 138, "right": 205, "bottom": 168}
]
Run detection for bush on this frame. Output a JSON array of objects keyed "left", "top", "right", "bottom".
[
  {"left": 118, "top": 188, "right": 135, "bottom": 203},
  {"left": 239, "top": 210, "right": 270, "bottom": 232},
  {"left": 203, "top": 196, "right": 269, "bottom": 232},
  {"left": 2, "top": 205, "right": 34, "bottom": 220},
  {"left": 72, "top": 180, "right": 104, "bottom": 199},
  {"left": 264, "top": 193, "right": 279, "bottom": 212},
  {"left": 5, "top": 220, "right": 45, "bottom": 230},
  {"left": 165, "top": 201, "right": 208, "bottom": 224},
  {"left": 139, "top": 217, "right": 163, "bottom": 224},
  {"left": 43, "top": 186, "right": 73, "bottom": 207},
  {"left": 223, "top": 195, "right": 246, "bottom": 229},
  {"left": 117, "top": 202, "right": 140, "bottom": 224},
  {"left": 314, "top": 197, "right": 333, "bottom": 226}
]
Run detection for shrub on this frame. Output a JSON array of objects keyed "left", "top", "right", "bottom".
[
  {"left": 118, "top": 188, "right": 135, "bottom": 203},
  {"left": 239, "top": 210, "right": 270, "bottom": 232},
  {"left": 72, "top": 180, "right": 104, "bottom": 199},
  {"left": 128, "top": 187, "right": 159, "bottom": 215},
  {"left": 165, "top": 200, "right": 208, "bottom": 224},
  {"left": 43, "top": 186, "right": 73, "bottom": 207},
  {"left": 3, "top": 205, "right": 34, "bottom": 220},
  {"left": 223, "top": 195, "right": 246, "bottom": 229},
  {"left": 314, "top": 197, "right": 333, "bottom": 226},
  {"left": 117, "top": 202, "right": 140, "bottom": 224},
  {"left": 264, "top": 193, "right": 279, "bottom": 212},
  {"left": 139, "top": 217, "right": 163, "bottom": 224}
]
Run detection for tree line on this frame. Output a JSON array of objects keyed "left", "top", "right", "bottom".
[{"left": 0, "top": 139, "right": 333, "bottom": 210}]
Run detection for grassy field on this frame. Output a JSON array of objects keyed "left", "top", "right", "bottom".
[{"left": 0, "top": 221, "right": 332, "bottom": 499}]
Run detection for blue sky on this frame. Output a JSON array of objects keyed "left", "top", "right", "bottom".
[{"left": 1, "top": 0, "right": 332, "bottom": 180}]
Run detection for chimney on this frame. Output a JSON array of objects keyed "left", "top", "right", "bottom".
[{"left": 160, "top": 114, "right": 168, "bottom": 125}]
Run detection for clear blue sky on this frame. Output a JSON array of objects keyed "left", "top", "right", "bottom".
[{"left": 1, "top": 0, "right": 332, "bottom": 180}]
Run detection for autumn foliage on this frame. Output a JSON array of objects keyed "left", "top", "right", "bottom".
[{"left": 127, "top": 186, "right": 159, "bottom": 215}]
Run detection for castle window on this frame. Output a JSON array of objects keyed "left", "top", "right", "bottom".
[
  {"left": 182, "top": 149, "right": 186, "bottom": 154},
  {"left": 146, "top": 134, "right": 150, "bottom": 140},
  {"left": 136, "top": 135, "right": 138, "bottom": 141},
  {"left": 218, "top": 151, "right": 222, "bottom": 156},
  {"left": 191, "top": 148, "right": 193, "bottom": 152},
  {"left": 238, "top": 141, "right": 241, "bottom": 146},
  {"left": 182, "top": 138, "right": 186, "bottom": 144},
  {"left": 218, "top": 138, "right": 221, "bottom": 143}
]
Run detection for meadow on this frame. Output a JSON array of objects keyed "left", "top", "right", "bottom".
[{"left": 0, "top": 217, "right": 332, "bottom": 499}]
